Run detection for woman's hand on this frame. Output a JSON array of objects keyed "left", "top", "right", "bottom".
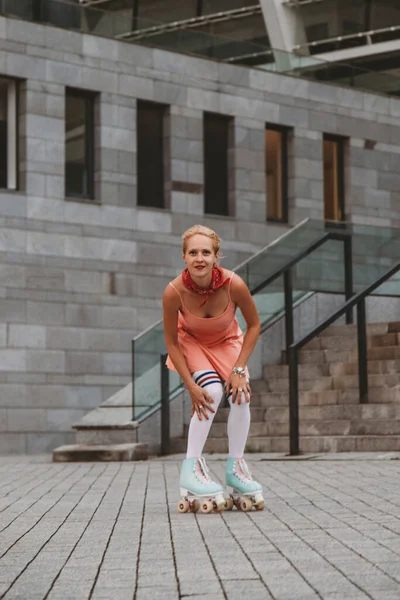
[
  {"left": 188, "top": 384, "right": 215, "bottom": 421},
  {"left": 225, "top": 372, "right": 251, "bottom": 405}
]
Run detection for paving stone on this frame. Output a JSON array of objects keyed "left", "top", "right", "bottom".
[{"left": 0, "top": 456, "right": 400, "bottom": 599}]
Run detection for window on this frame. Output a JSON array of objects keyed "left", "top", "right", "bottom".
[
  {"left": 204, "top": 112, "right": 232, "bottom": 216},
  {"left": 323, "top": 135, "right": 345, "bottom": 222},
  {"left": 265, "top": 126, "right": 288, "bottom": 222},
  {"left": 0, "top": 78, "right": 18, "bottom": 191},
  {"left": 137, "top": 100, "right": 167, "bottom": 209},
  {"left": 65, "top": 89, "right": 95, "bottom": 200}
]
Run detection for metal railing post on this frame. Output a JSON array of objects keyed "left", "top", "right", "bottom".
[
  {"left": 284, "top": 268, "right": 294, "bottom": 361},
  {"left": 344, "top": 235, "right": 354, "bottom": 324},
  {"left": 161, "top": 353, "right": 170, "bottom": 455},
  {"left": 131, "top": 339, "right": 135, "bottom": 421},
  {"left": 288, "top": 346, "right": 300, "bottom": 456},
  {"left": 357, "top": 298, "right": 368, "bottom": 404}
]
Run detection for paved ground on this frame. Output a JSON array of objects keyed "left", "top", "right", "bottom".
[{"left": 0, "top": 453, "right": 400, "bottom": 600}]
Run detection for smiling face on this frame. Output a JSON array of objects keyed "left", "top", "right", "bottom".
[{"left": 183, "top": 233, "right": 219, "bottom": 286}]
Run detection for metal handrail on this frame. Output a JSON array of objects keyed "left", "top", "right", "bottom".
[{"left": 288, "top": 260, "right": 400, "bottom": 456}]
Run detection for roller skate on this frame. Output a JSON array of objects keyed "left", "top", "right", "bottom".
[
  {"left": 177, "top": 457, "right": 226, "bottom": 514},
  {"left": 225, "top": 457, "right": 264, "bottom": 512}
]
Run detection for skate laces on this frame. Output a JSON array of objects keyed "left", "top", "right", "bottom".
[
  {"left": 195, "top": 457, "right": 212, "bottom": 484},
  {"left": 235, "top": 459, "right": 253, "bottom": 483}
]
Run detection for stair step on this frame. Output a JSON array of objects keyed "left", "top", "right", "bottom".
[
  {"left": 361, "top": 346, "right": 400, "bottom": 361},
  {"left": 330, "top": 359, "right": 400, "bottom": 376},
  {"left": 303, "top": 333, "right": 399, "bottom": 352},
  {"left": 298, "top": 349, "right": 351, "bottom": 365},
  {"left": 266, "top": 373, "right": 400, "bottom": 393},
  {"left": 170, "top": 432, "right": 400, "bottom": 454},
  {"left": 184, "top": 421, "right": 269, "bottom": 438},
  {"left": 252, "top": 387, "right": 400, "bottom": 408},
  {"left": 245, "top": 436, "right": 400, "bottom": 453},
  {"left": 264, "top": 364, "right": 329, "bottom": 379},
  {"left": 213, "top": 407, "right": 265, "bottom": 423},
  {"left": 266, "top": 420, "right": 400, "bottom": 437},
  {"left": 52, "top": 443, "right": 148, "bottom": 462},
  {"left": 321, "top": 323, "right": 390, "bottom": 337},
  {"left": 268, "top": 359, "right": 400, "bottom": 379}
]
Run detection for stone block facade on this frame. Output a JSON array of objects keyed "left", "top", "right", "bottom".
[{"left": 1, "top": 14, "right": 400, "bottom": 453}]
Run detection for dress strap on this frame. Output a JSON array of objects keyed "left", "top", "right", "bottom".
[{"left": 169, "top": 282, "right": 184, "bottom": 306}]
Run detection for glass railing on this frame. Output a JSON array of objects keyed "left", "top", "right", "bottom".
[
  {"left": 131, "top": 218, "right": 400, "bottom": 420},
  {"left": 2, "top": 0, "right": 400, "bottom": 96}
]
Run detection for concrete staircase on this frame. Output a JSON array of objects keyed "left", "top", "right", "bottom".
[{"left": 170, "top": 321, "right": 400, "bottom": 454}]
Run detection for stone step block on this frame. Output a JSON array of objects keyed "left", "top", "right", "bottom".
[
  {"left": 170, "top": 433, "right": 400, "bottom": 454},
  {"left": 332, "top": 373, "right": 400, "bottom": 390},
  {"left": 388, "top": 322, "right": 400, "bottom": 333},
  {"left": 263, "top": 363, "right": 329, "bottom": 380},
  {"left": 76, "top": 426, "right": 138, "bottom": 446},
  {"left": 321, "top": 323, "right": 389, "bottom": 337},
  {"left": 255, "top": 387, "right": 400, "bottom": 409},
  {"left": 185, "top": 421, "right": 268, "bottom": 438},
  {"left": 297, "top": 349, "right": 352, "bottom": 365},
  {"left": 355, "top": 346, "right": 400, "bottom": 361},
  {"left": 213, "top": 407, "right": 265, "bottom": 423},
  {"left": 250, "top": 392, "right": 289, "bottom": 408},
  {"left": 302, "top": 332, "right": 398, "bottom": 353},
  {"left": 52, "top": 442, "right": 148, "bottom": 462},
  {"left": 342, "top": 387, "right": 400, "bottom": 404},
  {"left": 303, "top": 336, "right": 357, "bottom": 351},
  {"left": 368, "top": 333, "right": 399, "bottom": 347},
  {"left": 330, "top": 359, "right": 400, "bottom": 376},
  {"left": 267, "top": 376, "right": 334, "bottom": 393},
  {"left": 269, "top": 420, "right": 353, "bottom": 437},
  {"left": 300, "top": 435, "right": 400, "bottom": 453},
  {"left": 350, "top": 420, "right": 400, "bottom": 436}
]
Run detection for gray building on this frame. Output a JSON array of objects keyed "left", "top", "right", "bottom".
[{"left": 1, "top": 4, "right": 400, "bottom": 454}]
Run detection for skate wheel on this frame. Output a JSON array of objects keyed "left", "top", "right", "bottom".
[
  {"left": 213, "top": 501, "right": 224, "bottom": 513},
  {"left": 240, "top": 497, "right": 253, "bottom": 512},
  {"left": 200, "top": 500, "right": 213, "bottom": 514},
  {"left": 190, "top": 500, "right": 200, "bottom": 513},
  {"left": 224, "top": 497, "right": 234, "bottom": 511},
  {"left": 255, "top": 501, "right": 264, "bottom": 511},
  {"left": 177, "top": 500, "right": 190, "bottom": 513}
]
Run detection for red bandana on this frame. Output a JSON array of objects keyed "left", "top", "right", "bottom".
[{"left": 182, "top": 266, "right": 230, "bottom": 307}]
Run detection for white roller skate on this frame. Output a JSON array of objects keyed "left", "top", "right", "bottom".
[
  {"left": 177, "top": 457, "right": 226, "bottom": 514},
  {"left": 225, "top": 457, "right": 264, "bottom": 512}
]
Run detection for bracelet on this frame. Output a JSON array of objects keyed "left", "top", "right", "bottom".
[{"left": 232, "top": 366, "right": 246, "bottom": 377}]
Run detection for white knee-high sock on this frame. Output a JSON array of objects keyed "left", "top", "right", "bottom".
[
  {"left": 186, "top": 370, "right": 224, "bottom": 459},
  {"left": 226, "top": 389, "right": 251, "bottom": 458}
]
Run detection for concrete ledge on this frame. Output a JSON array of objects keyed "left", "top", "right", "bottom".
[{"left": 52, "top": 442, "right": 148, "bottom": 462}]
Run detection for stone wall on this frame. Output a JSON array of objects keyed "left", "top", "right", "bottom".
[{"left": 1, "top": 14, "right": 400, "bottom": 453}]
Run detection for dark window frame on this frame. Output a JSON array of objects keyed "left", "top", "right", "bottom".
[
  {"left": 0, "top": 76, "right": 19, "bottom": 192},
  {"left": 203, "top": 111, "right": 232, "bottom": 217},
  {"left": 323, "top": 133, "right": 346, "bottom": 224},
  {"left": 65, "top": 87, "right": 95, "bottom": 201},
  {"left": 265, "top": 123, "right": 289, "bottom": 224},
  {"left": 137, "top": 99, "right": 167, "bottom": 209}
]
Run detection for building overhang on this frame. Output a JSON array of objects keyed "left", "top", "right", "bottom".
[{"left": 304, "top": 38, "right": 400, "bottom": 65}]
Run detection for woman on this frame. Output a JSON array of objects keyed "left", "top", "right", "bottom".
[{"left": 163, "top": 225, "right": 264, "bottom": 512}]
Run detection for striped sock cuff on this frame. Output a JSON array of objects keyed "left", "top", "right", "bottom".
[{"left": 194, "top": 371, "right": 221, "bottom": 388}]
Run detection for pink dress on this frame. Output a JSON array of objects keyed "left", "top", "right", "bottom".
[{"left": 166, "top": 273, "right": 245, "bottom": 381}]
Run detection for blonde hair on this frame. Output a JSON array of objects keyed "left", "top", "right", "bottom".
[{"left": 182, "top": 224, "right": 221, "bottom": 256}]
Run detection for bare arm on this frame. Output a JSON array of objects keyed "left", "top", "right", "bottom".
[
  {"left": 162, "top": 284, "right": 194, "bottom": 390},
  {"left": 162, "top": 284, "right": 215, "bottom": 420},
  {"left": 231, "top": 275, "right": 260, "bottom": 369},
  {"left": 226, "top": 275, "right": 260, "bottom": 403}
]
